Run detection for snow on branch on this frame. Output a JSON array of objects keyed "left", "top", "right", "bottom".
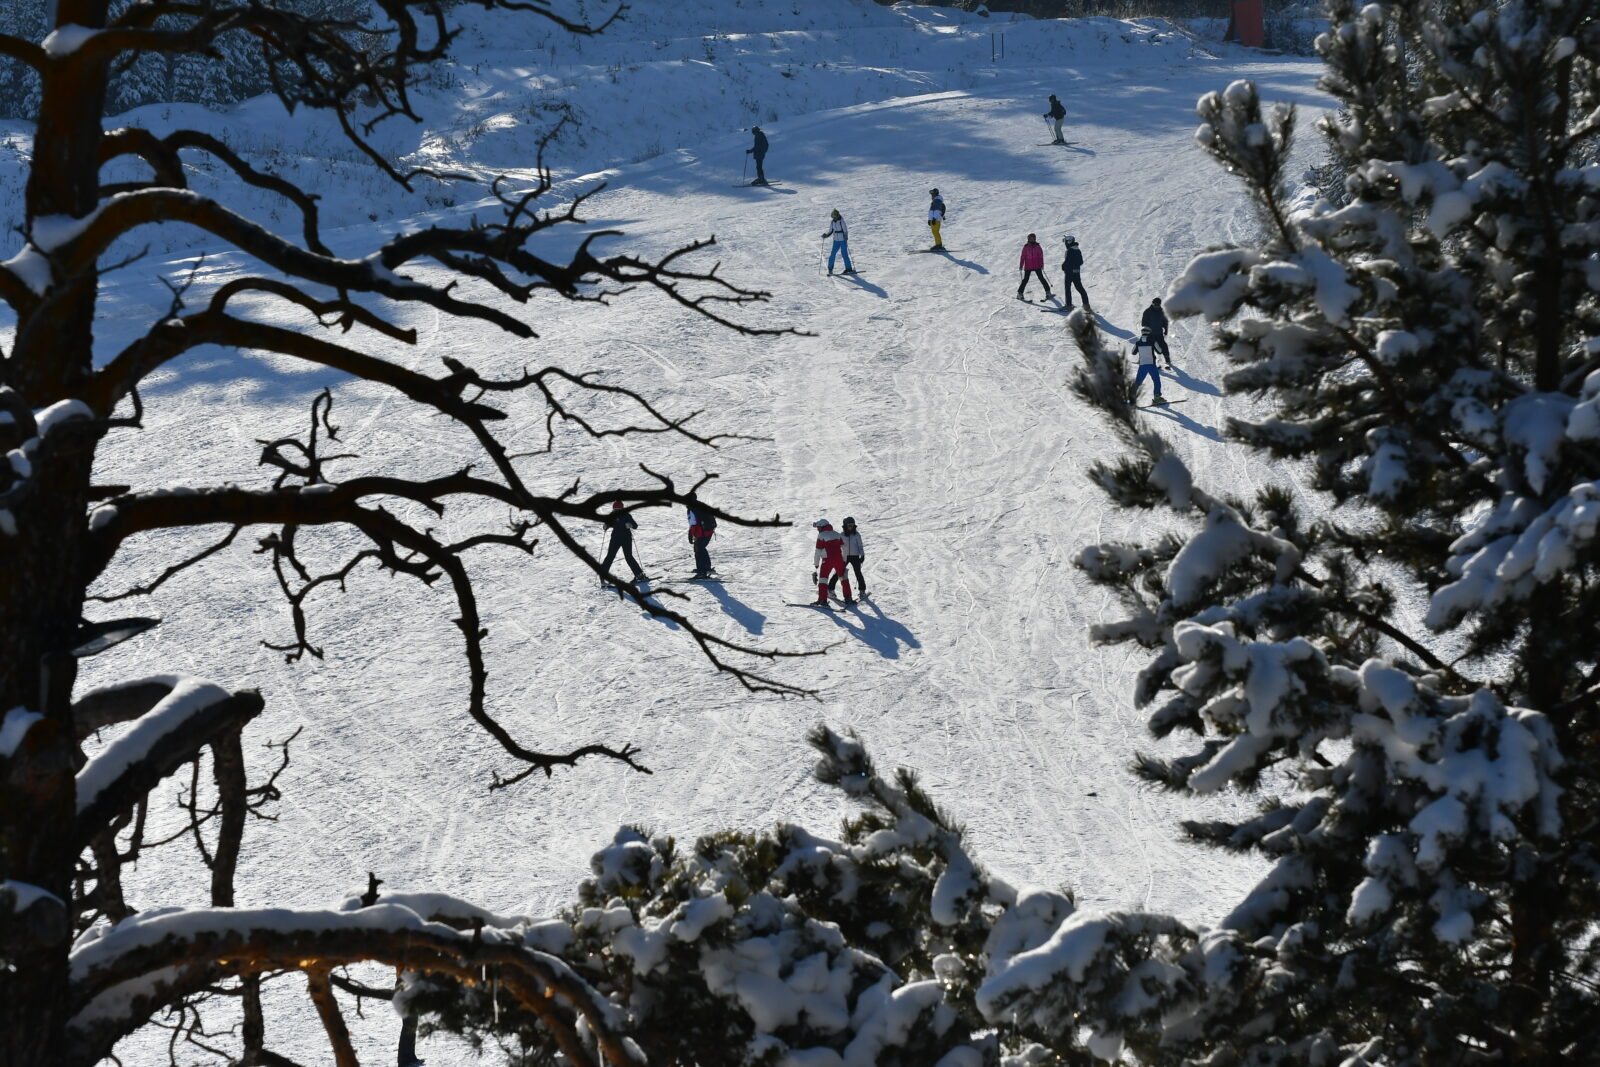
[
  {"left": 67, "top": 901, "right": 642, "bottom": 1067},
  {"left": 74, "top": 678, "right": 264, "bottom": 850}
]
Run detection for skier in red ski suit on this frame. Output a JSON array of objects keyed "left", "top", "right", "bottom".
[{"left": 812, "top": 518, "right": 852, "bottom": 605}]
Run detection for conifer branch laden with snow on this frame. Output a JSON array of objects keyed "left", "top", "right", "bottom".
[
  {"left": 1056, "top": 0, "right": 1600, "bottom": 1061},
  {"left": 0, "top": 1, "right": 814, "bottom": 1063}
]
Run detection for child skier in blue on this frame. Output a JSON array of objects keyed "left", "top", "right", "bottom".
[{"left": 1131, "top": 328, "right": 1168, "bottom": 406}]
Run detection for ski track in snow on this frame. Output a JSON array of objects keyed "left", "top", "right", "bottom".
[{"left": 72, "top": 56, "right": 1328, "bottom": 1064}]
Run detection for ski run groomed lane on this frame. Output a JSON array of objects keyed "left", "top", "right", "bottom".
[{"left": 86, "top": 54, "right": 1328, "bottom": 1061}]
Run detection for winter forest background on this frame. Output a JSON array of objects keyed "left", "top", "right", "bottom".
[{"left": 4, "top": 0, "right": 1599, "bottom": 1065}]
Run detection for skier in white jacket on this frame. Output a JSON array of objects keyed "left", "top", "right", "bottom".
[
  {"left": 823, "top": 209, "right": 856, "bottom": 275},
  {"left": 1130, "top": 327, "right": 1169, "bottom": 406},
  {"left": 826, "top": 516, "right": 867, "bottom": 600}
]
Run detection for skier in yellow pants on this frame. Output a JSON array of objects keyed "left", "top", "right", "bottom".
[{"left": 927, "top": 188, "right": 946, "bottom": 250}]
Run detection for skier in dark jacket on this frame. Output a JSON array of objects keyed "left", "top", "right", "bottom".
[
  {"left": 1140, "top": 297, "right": 1171, "bottom": 366},
  {"left": 600, "top": 500, "right": 646, "bottom": 585},
  {"left": 1061, "top": 235, "right": 1089, "bottom": 309},
  {"left": 747, "top": 126, "right": 769, "bottom": 186},
  {"left": 1044, "top": 94, "right": 1066, "bottom": 144},
  {"left": 826, "top": 516, "right": 867, "bottom": 600},
  {"left": 687, "top": 498, "right": 718, "bottom": 578}
]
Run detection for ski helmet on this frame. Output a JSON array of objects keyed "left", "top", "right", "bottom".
[
  {"left": 612, "top": 500, "right": 624, "bottom": 509},
  {"left": 1064, "top": 235, "right": 1077, "bottom": 245},
  {"left": 1141, "top": 326, "right": 1153, "bottom": 336},
  {"left": 929, "top": 188, "right": 939, "bottom": 197},
  {"left": 831, "top": 209, "right": 841, "bottom": 218},
  {"left": 1151, "top": 297, "right": 1162, "bottom": 306},
  {"left": 843, "top": 516, "right": 857, "bottom": 528},
  {"left": 1027, "top": 232, "right": 1037, "bottom": 242},
  {"left": 813, "top": 518, "right": 831, "bottom": 528}
]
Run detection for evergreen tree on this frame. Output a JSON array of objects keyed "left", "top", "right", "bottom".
[
  {"left": 1046, "top": 0, "right": 1600, "bottom": 1060},
  {"left": 0, "top": 0, "right": 45, "bottom": 119}
]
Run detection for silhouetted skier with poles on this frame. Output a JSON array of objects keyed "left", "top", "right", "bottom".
[
  {"left": 600, "top": 500, "right": 647, "bottom": 586},
  {"left": 1044, "top": 94, "right": 1066, "bottom": 143},
  {"left": 747, "top": 126, "right": 770, "bottom": 186}
]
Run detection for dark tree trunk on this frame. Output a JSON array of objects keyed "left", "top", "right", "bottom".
[{"left": 1, "top": 3, "right": 112, "bottom": 1063}]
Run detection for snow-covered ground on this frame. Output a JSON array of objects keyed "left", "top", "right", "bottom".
[{"left": 4, "top": 2, "right": 1333, "bottom": 1061}]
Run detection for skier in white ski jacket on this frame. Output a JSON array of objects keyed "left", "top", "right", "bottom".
[
  {"left": 826, "top": 516, "right": 867, "bottom": 600},
  {"left": 1130, "top": 327, "right": 1168, "bottom": 406},
  {"left": 812, "top": 518, "right": 853, "bottom": 605},
  {"left": 823, "top": 209, "right": 855, "bottom": 275}
]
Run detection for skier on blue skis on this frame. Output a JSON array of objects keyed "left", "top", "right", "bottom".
[
  {"left": 823, "top": 209, "right": 856, "bottom": 275},
  {"left": 600, "top": 500, "right": 647, "bottom": 586},
  {"left": 1130, "top": 327, "right": 1169, "bottom": 406}
]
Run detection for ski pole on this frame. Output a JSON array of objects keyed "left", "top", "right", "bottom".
[{"left": 742, "top": 153, "right": 748, "bottom": 182}]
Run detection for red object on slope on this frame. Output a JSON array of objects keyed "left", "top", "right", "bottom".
[{"left": 1225, "top": 0, "right": 1265, "bottom": 48}]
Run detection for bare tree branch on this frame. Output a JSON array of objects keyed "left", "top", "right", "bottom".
[
  {"left": 0, "top": 31, "right": 46, "bottom": 70},
  {"left": 68, "top": 908, "right": 645, "bottom": 1067},
  {"left": 304, "top": 969, "right": 358, "bottom": 1067}
]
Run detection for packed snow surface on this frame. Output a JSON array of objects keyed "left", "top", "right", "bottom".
[{"left": 1, "top": 2, "right": 1332, "bottom": 1060}]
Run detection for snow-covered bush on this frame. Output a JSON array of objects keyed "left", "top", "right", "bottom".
[{"left": 404, "top": 725, "right": 1227, "bottom": 1065}]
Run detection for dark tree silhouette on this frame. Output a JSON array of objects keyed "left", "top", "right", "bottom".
[{"left": 0, "top": 2, "right": 811, "bottom": 1064}]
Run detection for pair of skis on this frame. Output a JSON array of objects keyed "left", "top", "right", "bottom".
[{"left": 786, "top": 593, "right": 871, "bottom": 611}]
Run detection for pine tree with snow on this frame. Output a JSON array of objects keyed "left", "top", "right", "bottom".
[
  {"left": 0, "top": 0, "right": 45, "bottom": 119},
  {"left": 1048, "top": 0, "right": 1600, "bottom": 1061},
  {"left": 403, "top": 726, "right": 1086, "bottom": 1066}
]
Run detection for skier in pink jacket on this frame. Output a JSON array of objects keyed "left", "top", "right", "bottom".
[
  {"left": 1017, "top": 233, "right": 1052, "bottom": 301},
  {"left": 812, "top": 518, "right": 853, "bottom": 606}
]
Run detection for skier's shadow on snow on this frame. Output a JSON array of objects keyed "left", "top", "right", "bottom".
[
  {"left": 1143, "top": 404, "right": 1222, "bottom": 442},
  {"left": 1166, "top": 364, "right": 1219, "bottom": 395},
  {"left": 839, "top": 274, "right": 889, "bottom": 299},
  {"left": 628, "top": 588, "right": 683, "bottom": 631},
  {"left": 699, "top": 580, "right": 767, "bottom": 636},
  {"left": 823, "top": 600, "right": 920, "bottom": 659},
  {"left": 1095, "top": 317, "right": 1135, "bottom": 341},
  {"left": 934, "top": 250, "right": 988, "bottom": 275}
]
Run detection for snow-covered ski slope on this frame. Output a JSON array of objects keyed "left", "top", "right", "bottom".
[{"left": 48, "top": 5, "right": 1328, "bottom": 1060}]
